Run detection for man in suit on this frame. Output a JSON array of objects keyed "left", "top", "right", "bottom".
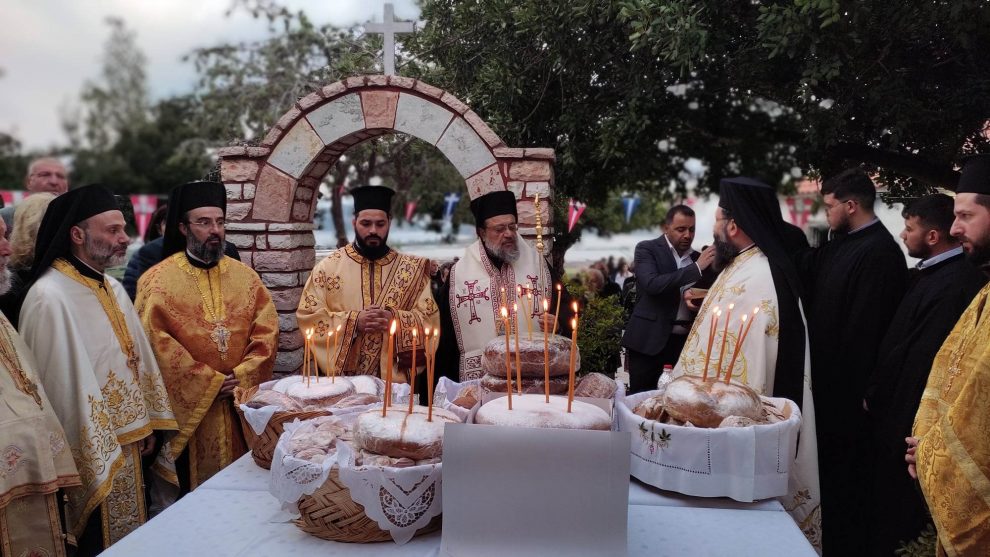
[{"left": 621, "top": 205, "right": 715, "bottom": 393}]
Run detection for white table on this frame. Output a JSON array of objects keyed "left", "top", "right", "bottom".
[{"left": 100, "top": 455, "right": 814, "bottom": 556}]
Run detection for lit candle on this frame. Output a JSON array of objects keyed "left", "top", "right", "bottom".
[
  {"left": 552, "top": 283, "right": 562, "bottom": 335},
  {"left": 715, "top": 303, "right": 734, "bottom": 381},
  {"left": 526, "top": 290, "right": 534, "bottom": 340},
  {"left": 725, "top": 307, "right": 760, "bottom": 384},
  {"left": 409, "top": 328, "right": 418, "bottom": 413},
  {"left": 333, "top": 324, "right": 341, "bottom": 380},
  {"left": 543, "top": 298, "right": 550, "bottom": 403},
  {"left": 501, "top": 306, "right": 513, "bottom": 411},
  {"left": 324, "top": 329, "right": 332, "bottom": 382},
  {"left": 305, "top": 329, "right": 313, "bottom": 387},
  {"left": 424, "top": 326, "right": 432, "bottom": 419},
  {"left": 513, "top": 302, "right": 522, "bottom": 395},
  {"left": 429, "top": 328, "right": 439, "bottom": 421},
  {"left": 568, "top": 316, "right": 578, "bottom": 413},
  {"left": 383, "top": 319, "right": 397, "bottom": 417},
  {"left": 702, "top": 306, "right": 720, "bottom": 381}
]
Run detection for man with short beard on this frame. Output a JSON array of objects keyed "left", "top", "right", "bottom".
[
  {"left": 672, "top": 177, "right": 821, "bottom": 550},
  {"left": 297, "top": 186, "right": 438, "bottom": 381},
  {"left": 134, "top": 182, "right": 277, "bottom": 501},
  {"left": 19, "top": 184, "right": 178, "bottom": 555},
  {"left": 910, "top": 154, "right": 990, "bottom": 555},
  {"left": 434, "top": 190, "right": 555, "bottom": 384}
]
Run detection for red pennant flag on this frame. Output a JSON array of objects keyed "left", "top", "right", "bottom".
[
  {"left": 567, "top": 199, "right": 586, "bottom": 233},
  {"left": 405, "top": 200, "right": 418, "bottom": 221},
  {"left": 130, "top": 194, "right": 158, "bottom": 240}
]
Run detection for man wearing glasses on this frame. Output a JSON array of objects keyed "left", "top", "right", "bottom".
[
  {"left": 433, "top": 190, "right": 555, "bottom": 385},
  {"left": 135, "top": 181, "right": 277, "bottom": 505},
  {"left": 798, "top": 168, "right": 907, "bottom": 556},
  {"left": 0, "top": 157, "right": 70, "bottom": 233}
]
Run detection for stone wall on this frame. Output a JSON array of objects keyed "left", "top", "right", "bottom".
[{"left": 218, "top": 76, "right": 555, "bottom": 373}]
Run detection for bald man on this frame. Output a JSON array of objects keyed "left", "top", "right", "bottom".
[{"left": 1, "top": 157, "right": 69, "bottom": 233}]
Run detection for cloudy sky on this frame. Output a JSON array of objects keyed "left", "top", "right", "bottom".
[{"left": 0, "top": 0, "right": 420, "bottom": 151}]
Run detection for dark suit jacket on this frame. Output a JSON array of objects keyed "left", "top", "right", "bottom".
[{"left": 620, "top": 236, "right": 700, "bottom": 356}]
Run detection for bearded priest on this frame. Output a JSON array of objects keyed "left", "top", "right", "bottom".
[
  {"left": 19, "top": 184, "right": 178, "bottom": 555},
  {"left": 296, "top": 186, "right": 438, "bottom": 382},
  {"left": 135, "top": 181, "right": 278, "bottom": 501},
  {"left": 671, "top": 177, "right": 821, "bottom": 551}
]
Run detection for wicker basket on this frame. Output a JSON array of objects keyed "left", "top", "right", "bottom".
[
  {"left": 295, "top": 467, "right": 441, "bottom": 543},
  {"left": 234, "top": 385, "right": 330, "bottom": 469}
]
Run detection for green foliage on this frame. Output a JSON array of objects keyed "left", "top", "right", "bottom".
[
  {"left": 566, "top": 279, "right": 624, "bottom": 378},
  {"left": 0, "top": 133, "right": 29, "bottom": 190},
  {"left": 895, "top": 523, "right": 937, "bottom": 557}
]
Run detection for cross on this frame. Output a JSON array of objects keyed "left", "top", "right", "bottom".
[
  {"left": 456, "top": 280, "right": 490, "bottom": 325},
  {"left": 364, "top": 3, "right": 415, "bottom": 75},
  {"left": 525, "top": 275, "right": 545, "bottom": 317},
  {"left": 443, "top": 192, "right": 461, "bottom": 220}
]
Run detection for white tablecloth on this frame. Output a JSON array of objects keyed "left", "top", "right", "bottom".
[{"left": 99, "top": 455, "right": 813, "bottom": 557}]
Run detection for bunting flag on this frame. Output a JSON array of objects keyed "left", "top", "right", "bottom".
[
  {"left": 404, "top": 200, "right": 418, "bottom": 221},
  {"left": 443, "top": 192, "right": 461, "bottom": 221},
  {"left": 130, "top": 194, "right": 158, "bottom": 240},
  {"left": 785, "top": 196, "right": 815, "bottom": 228},
  {"left": 567, "top": 198, "right": 586, "bottom": 232},
  {"left": 622, "top": 196, "right": 641, "bottom": 224}
]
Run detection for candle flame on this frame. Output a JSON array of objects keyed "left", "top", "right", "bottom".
[
  {"left": 424, "top": 325, "right": 431, "bottom": 336},
  {"left": 433, "top": 329, "right": 439, "bottom": 339},
  {"left": 741, "top": 314, "right": 748, "bottom": 323},
  {"left": 501, "top": 306, "right": 508, "bottom": 318},
  {"left": 752, "top": 306, "right": 760, "bottom": 315},
  {"left": 728, "top": 303, "right": 735, "bottom": 310},
  {"left": 543, "top": 299, "right": 549, "bottom": 311},
  {"left": 389, "top": 320, "right": 397, "bottom": 335},
  {"left": 412, "top": 328, "right": 417, "bottom": 338},
  {"left": 556, "top": 283, "right": 562, "bottom": 291},
  {"left": 713, "top": 305, "right": 720, "bottom": 313},
  {"left": 570, "top": 317, "right": 577, "bottom": 329},
  {"left": 516, "top": 285, "right": 522, "bottom": 295},
  {"left": 513, "top": 302, "right": 518, "bottom": 311},
  {"left": 306, "top": 328, "right": 313, "bottom": 339},
  {"left": 571, "top": 301, "right": 578, "bottom": 313},
  {"left": 336, "top": 324, "right": 342, "bottom": 332},
  {"left": 527, "top": 291, "right": 533, "bottom": 299}
]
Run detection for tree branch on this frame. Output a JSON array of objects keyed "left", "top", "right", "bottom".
[{"left": 828, "top": 143, "right": 960, "bottom": 188}]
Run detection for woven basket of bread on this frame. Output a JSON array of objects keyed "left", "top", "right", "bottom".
[
  {"left": 234, "top": 385, "right": 330, "bottom": 469},
  {"left": 294, "top": 466, "right": 441, "bottom": 543}
]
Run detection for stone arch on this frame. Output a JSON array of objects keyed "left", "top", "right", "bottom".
[{"left": 218, "top": 75, "right": 556, "bottom": 373}]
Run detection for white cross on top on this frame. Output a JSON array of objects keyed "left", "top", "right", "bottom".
[{"left": 364, "top": 3, "right": 415, "bottom": 75}]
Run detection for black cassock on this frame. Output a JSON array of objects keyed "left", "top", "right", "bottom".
[
  {"left": 797, "top": 220, "right": 907, "bottom": 555},
  {"left": 863, "top": 252, "right": 986, "bottom": 555}
]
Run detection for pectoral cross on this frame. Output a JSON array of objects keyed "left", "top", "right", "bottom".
[
  {"left": 456, "top": 280, "right": 490, "bottom": 324},
  {"left": 526, "top": 275, "right": 545, "bottom": 317},
  {"left": 364, "top": 3, "right": 415, "bottom": 75},
  {"left": 211, "top": 321, "right": 231, "bottom": 360}
]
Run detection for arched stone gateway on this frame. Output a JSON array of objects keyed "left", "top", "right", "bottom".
[{"left": 218, "top": 75, "right": 555, "bottom": 373}]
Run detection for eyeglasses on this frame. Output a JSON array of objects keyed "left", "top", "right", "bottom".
[
  {"left": 186, "top": 218, "right": 225, "bottom": 230},
  {"left": 485, "top": 223, "right": 518, "bottom": 235}
]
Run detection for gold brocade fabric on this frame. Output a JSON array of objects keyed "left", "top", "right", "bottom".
[
  {"left": 136, "top": 253, "right": 277, "bottom": 487},
  {"left": 0, "top": 492, "right": 67, "bottom": 557},
  {"left": 914, "top": 283, "right": 990, "bottom": 556},
  {"left": 297, "top": 245, "right": 439, "bottom": 380}
]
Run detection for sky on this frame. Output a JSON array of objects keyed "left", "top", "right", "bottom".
[{"left": 0, "top": 0, "right": 420, "bottom": 151}]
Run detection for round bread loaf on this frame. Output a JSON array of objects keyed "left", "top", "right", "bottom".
[
  {"left": 474, "top": 394, "right": 611, "bottom": 431},
  {"left": 574, "top": 372, "right": 618, "bottom": 399},
  {"left": 481, "top": 333, "right": 578, "bottom": 379},
  {"left": 285, "top": 378, "right": 355, "bottom": 407},
  {"left": 480, "top": 373, "right": 569, "bottom": 395},
  {"left": 348, "top": 375, "right": 382, "bottom": 396},
  {"left": 661, "top": 376, "right": 763, "bottom": 428},
  {"left": 245, "top": 389, "right": 302, "bottom": 411},
  {"left": 272, "top": 375, "right": 304, "bottom": 393},
  {"left": 332, "top": 393, "right": 380, "bottom": 409},
  {"left": 353, "top": 406, "right": 461, "bottom": 460},
  {"left": 633, "top": 395, "right": 666, "bottom": 421}
]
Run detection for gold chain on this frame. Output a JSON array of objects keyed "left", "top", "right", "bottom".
[
  {"left": 53, "top": 258, "right": 141, "bottom": 378},
  {"left": 176, "top": 255, "right": 230, "bottom": 360},
  {"left": 0, "top": 318, "right": 42, "bottom": 407}
]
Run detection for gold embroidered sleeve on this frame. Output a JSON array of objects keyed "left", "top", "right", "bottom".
[
  {"left": 393, "top": 261, "right": 441, "bottom": 355},
  {"left": 296, "top": 261, "right": 359, "bottom": 375},
  {"left": 231, "top": 279, "right": 278, "bottom": 387}
]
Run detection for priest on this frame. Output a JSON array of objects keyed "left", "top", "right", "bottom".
[
  {"left": 136, "top": 181, "right": 278, "bottom": 498},
  {"left": 910, "top": 154, "right": 990, "bottom": 555},
  {"left": 19, "top": 184, "right": 177, "bottom": 554},
  {"left": 672, "top": 177, "right": 821, "bottom": 551},
  {"left": 434, "top": 190, "right": 554, "bottom": 384},
  {"left": 864, "top": 194, "right": 985, "bottom": 555},
  {"left": 0, "top": 215, "right": 81, "bottom": 557},
  {"left": 296, "top": 186, "right": 437, "bottom": 381}
]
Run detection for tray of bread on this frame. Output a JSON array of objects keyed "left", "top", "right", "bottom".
[{"left": 615, "top": 375, "right": 801, "bottom": 502}]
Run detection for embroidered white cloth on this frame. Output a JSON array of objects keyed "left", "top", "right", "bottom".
[{"left": 615, "top": 387, "right": 801, "bottom": 503}]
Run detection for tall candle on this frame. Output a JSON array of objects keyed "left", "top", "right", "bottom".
[
  {"left": 525, "top": 290, "right": 534, "bottom": 340},
  {"left": 429, "top": 329, "right": 439, "bottom": 421},
  {"left": 568, "top": 316, "right": 578, "bottom": 413},
  {"left": 501, "top": 306, "right": 513, "bottom": 411},
  {"left": 725, "top": 307, "right": 760, "bottom": 384},
  {"left": 513, "top": 303, "right": 522, "bottom": 395},
  {"left": 543, "top": 298, "right": 550, "bottom": 403},
  {"left": 383, "top": 319, "right": 397, "bottom": 417},
  {"left": 552, "top": 283, "right": 562, "bottom": 335},
  {"left": 702, "top": 307, "right": 720, "bottom": 381},
  {"left": 305, "top": 329, "right": 313, "bottom": 387},
  {"left": 715, "top": 303, "right": 734, "bottom": 380},
  {"left": 324, "top": 330, "right": 332, "bottom": 382},
  {"left": 409, "top": 328, "right": 418, "bottom": 413},
  {"left": 332, "top": 324, "right": 341, "bottom": 380}
]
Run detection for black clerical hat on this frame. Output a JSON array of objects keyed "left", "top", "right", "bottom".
[
  {"left": 470, "top": 190, "right": 517, "bottom": 225},
  {"left": 162, "top": 181, "right": 227, "bottom": 258},
  {"left": 956, "top": 154, "right": 990, "bottom": 195},
  {"left": 352, "top": 186, "right": 395, "bottom": 215},
  {"left": 31, "top": 184, "right": 120, "bottom": 279}
]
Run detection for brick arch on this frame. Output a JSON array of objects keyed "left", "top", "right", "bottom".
[{"left": 218, "top": 75, "right": 555, "bottom": 373}]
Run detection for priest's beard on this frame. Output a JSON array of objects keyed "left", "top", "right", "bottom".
[
  {"left": 188, "top": 233, "right": 224, "bottom": 265},
  {"left": 963, "top": 241, "right": 990, "bottom": 269},
  {"left": 84, "top": 232, "right": 127, "bottom": 269},
  {"left": 482, "top": 236, "right": 520, "bottom": 264},
  {"left": 712, "top": 236, "right": 739, "bottom": 272},
  {"left": 0, "top": 265, "right": 12, "bottom": 296},
  {"left": 354, "top": 231, "right": 390, "bottom": 260}
]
